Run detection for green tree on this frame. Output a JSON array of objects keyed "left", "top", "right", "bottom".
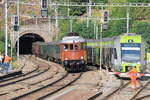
[
  {"left": 102, "top": 0, "right": 127, "bottom": 37},
  {"left": 128, "top": 0, "right": 150, "bottom": 3},
  {"left": 130, "top": 21, "right": 150, "bottom": 51},
  {"left": 0, "top": 30, "right": 5, "bottom": 53},
  {"left": 58, "top": 20, "right": 70, "bottom": 39},
  {"left": 73, "top": 21, "right": 95, "bottom": 39}
]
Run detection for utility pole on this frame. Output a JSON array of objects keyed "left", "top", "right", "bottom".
[
  {"left": 17, "top": 0, "right": 19, "bottom": 61},
  {"left": 10, "top": 16, "right": 14, "bottom": 70},
  {"left": 99, "top": 23, "right": 103, "bottom": 71},
  {"left": 55, "top": 4, "right": 58, "bottom": 28},
  {"left": 5, "top": 1, "right": 8, "bottom": 56},
  {"left": 67, "top": 0, "right": 72, "bottom": 32},
  {"left": 127, "top": 7, "right": 129, "bottom": 33},
  {"left": 70, "top": 19, "right": 72, "bottom": 32},
  {"left": 87, "top": 0, "right": 92, "bottom": 28},
  {"left": 96, "top": 25, "right": 98, "bottom": 39},
  {"left": 98, "top": 7, "right": 104, "bottom": 84},
  {"left": 94, "top": 21, "right": 96, "bottom": 39},
  {"left": 10, "top": 28, "right": 15, "bottom": 70},
  {"left": 99, "top": 6, "right": 104, "bottom": 71}
]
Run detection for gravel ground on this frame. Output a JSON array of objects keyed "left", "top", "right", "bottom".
[
  {"left": 45, "top": 69, "right": 108, "bottom": 100},
  {"left": 1, "top": 56, "right": 105, "bottom": 100},
  {"left": 5, "top": 56, "right": 150, "bottom": 100},
  {"left": 45, "top": 64, "right": 150, "bottom": 100}
]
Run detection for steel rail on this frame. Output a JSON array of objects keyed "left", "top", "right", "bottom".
[
  {"left": 11, "top": 73, "right": 82, "bottom": 100},
  {"left": 102, "top": 80, "right": 130, "bottom": 100},
  {"left": 87, "top": 91, "right": 103, "bottom": 100},
  {"left": 0, "top": 66, "right": 59, "bottom": 97},
  {"left": 0, "top": 55, "right": 36, "bottom": 82},
  {"left": 10, "top": 72, "right": 69, "bottom": 100},
  {"left": 0, "top": 66, "right": 50, "bottom": 87},
  {"left": 130, "top": 81, "right": 150, "bottom": 100},
  {"left": 0, "top": 65, "right": 39, "bottom": 83},
  {"left": 136, "top": 94, "right": 150, "bottom": 100},
  {"left": 37, "top": 73, "right": 82, "bottom": 100},
  {"left": 0, "top": 56, "right": 58, "bottom": 98}
]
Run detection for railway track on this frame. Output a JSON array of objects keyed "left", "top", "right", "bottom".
[
  {"left": 0, "top": 56, "right": 82, "bottom": 100},
  {"left": 87, "top": 79, "right": 130, "bottom": 100},
  {"left": 10, "top": 72, "right": 82, "bottom": 100},
  {"left": 130, "top": 80, "right": 150, "bottom": 100},
  {"left": 0, "top": 65, "right": 38, "bottom": 83},
  {"left": 103, "top": 80, "right": 130, "bottom": 100},
  {"left": 0, "top": 66, "right": 49, "bottom": 87},
  {"left": 89, "top": 78, "right": 150, "bottom": 100},
  {"left": 0, "top": 56, "right": 27, "bottom": 81},
  {"left": 0, "top": 56, "right": 48, "bottom": 87},
  {"left": 0, "top": 56, "right": 63, "bottom": 100}
]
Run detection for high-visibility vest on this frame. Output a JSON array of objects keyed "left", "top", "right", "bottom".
[{"left": 4, "top": 56, "right": 11, "bottom": 63}]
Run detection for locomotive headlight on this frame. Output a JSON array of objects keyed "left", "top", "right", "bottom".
[
  {"left": 65, "top": 57, "right": 68, "bottom": 60},
  {"left": 122, "top": 61, "right": 125, "bottom": 64},
  {"left": 81, "top": 56, "right": 84, "bottom": 59},
  {"left": 137, "top": 62, "right": 140, "bottom": 64}
]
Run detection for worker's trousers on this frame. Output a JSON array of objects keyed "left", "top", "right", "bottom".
[{"left": 2, "top": 63, "right": 9, "bottom": 73}]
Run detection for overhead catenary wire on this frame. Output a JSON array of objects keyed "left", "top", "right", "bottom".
[{"left": 4, "top": 0, "right": 150, "bottom": 7}]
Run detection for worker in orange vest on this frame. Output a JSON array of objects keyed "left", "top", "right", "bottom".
[
  {"left": 2, "top": 55, "right": 11, "bottom": 74},
  {"left": 128, "top": 66, "right": 138, "bottom": 89}
]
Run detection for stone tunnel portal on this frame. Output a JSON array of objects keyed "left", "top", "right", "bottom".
[{"left": 15, "top": 33, "right": 44, "bottom": 54}]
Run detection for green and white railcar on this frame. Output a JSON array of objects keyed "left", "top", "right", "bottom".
[
  {"left": 114, "top": 33, "right": 147, "bottom": 73},
  {"left": 86, "top": 33, "right": 147, "bottom": 73}
]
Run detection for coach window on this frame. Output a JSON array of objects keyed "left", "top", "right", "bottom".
[
  {"left": 70, "top": 44, "right": 73, "bottom": 50},
  {"left": 81, "top": 43, "right": 85, "bottom": 50},
  {"left": 114, "top": 48, "right": 117, "bottom": 59},
  {"left": 144, "top": 49, "right": 147, "bottom": 61},
  {"left": 64, "top": 44, "right": 68, "bottom": 50}
]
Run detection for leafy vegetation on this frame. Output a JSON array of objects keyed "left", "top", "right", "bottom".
[
  {"left": 73, "top": 21, "right": 95, "bottom": 39},
  {"left": 56, "top": 0, "right": 150, "bottom": 50},
  {"left": 130, "top": 21, "right": 150, "bottom": 51},
  {"left": 1, "top": 0, "right": 150, "bottom": 52},
  {"left": 0, "top": 30, "right": 5, "bottom": 53}
]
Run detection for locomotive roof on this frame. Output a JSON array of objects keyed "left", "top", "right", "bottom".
[{"left": 61, "top": 36, "right": 85, "bottom": 43}]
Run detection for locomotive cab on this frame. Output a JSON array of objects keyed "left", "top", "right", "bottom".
[{"left": 60, "top": 36, "right": 87, "bottom": 71}]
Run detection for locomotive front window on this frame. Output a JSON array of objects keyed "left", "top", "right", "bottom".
[
  {"left": 75, "top": 44, "right": 78, "bottom": 50},
  {"left": 70, "top": 44, "right": 73, "bottom": 50},
  {"left": 64, "top": 44, "right": 68, "bottom": 50}
]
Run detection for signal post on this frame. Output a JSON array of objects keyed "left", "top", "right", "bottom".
[{"left": 41, "top": 0, "right": 48, "bottom": 18}]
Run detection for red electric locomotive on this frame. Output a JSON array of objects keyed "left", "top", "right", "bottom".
[
  {"left": 32, "top": 33, "right": 87, "bottom": 72},
  {"left": 60, "top": 36, "right": 87, "bottom": 71}
]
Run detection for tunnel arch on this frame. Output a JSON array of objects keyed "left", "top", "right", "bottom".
[{"left": 15, "top": 33, "right": 45, "bottom": 54}]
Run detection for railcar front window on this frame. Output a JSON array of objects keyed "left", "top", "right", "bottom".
[
  {"left": 121, "top": 43, "right": 141, "bottom": 62},
  {"left": 121, "top": 50, "right": 140, "bottom": 62}
]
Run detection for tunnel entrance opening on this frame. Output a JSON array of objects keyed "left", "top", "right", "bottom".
[{"left": 15, "top": 33, "right": 44, "bottom": 54}]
